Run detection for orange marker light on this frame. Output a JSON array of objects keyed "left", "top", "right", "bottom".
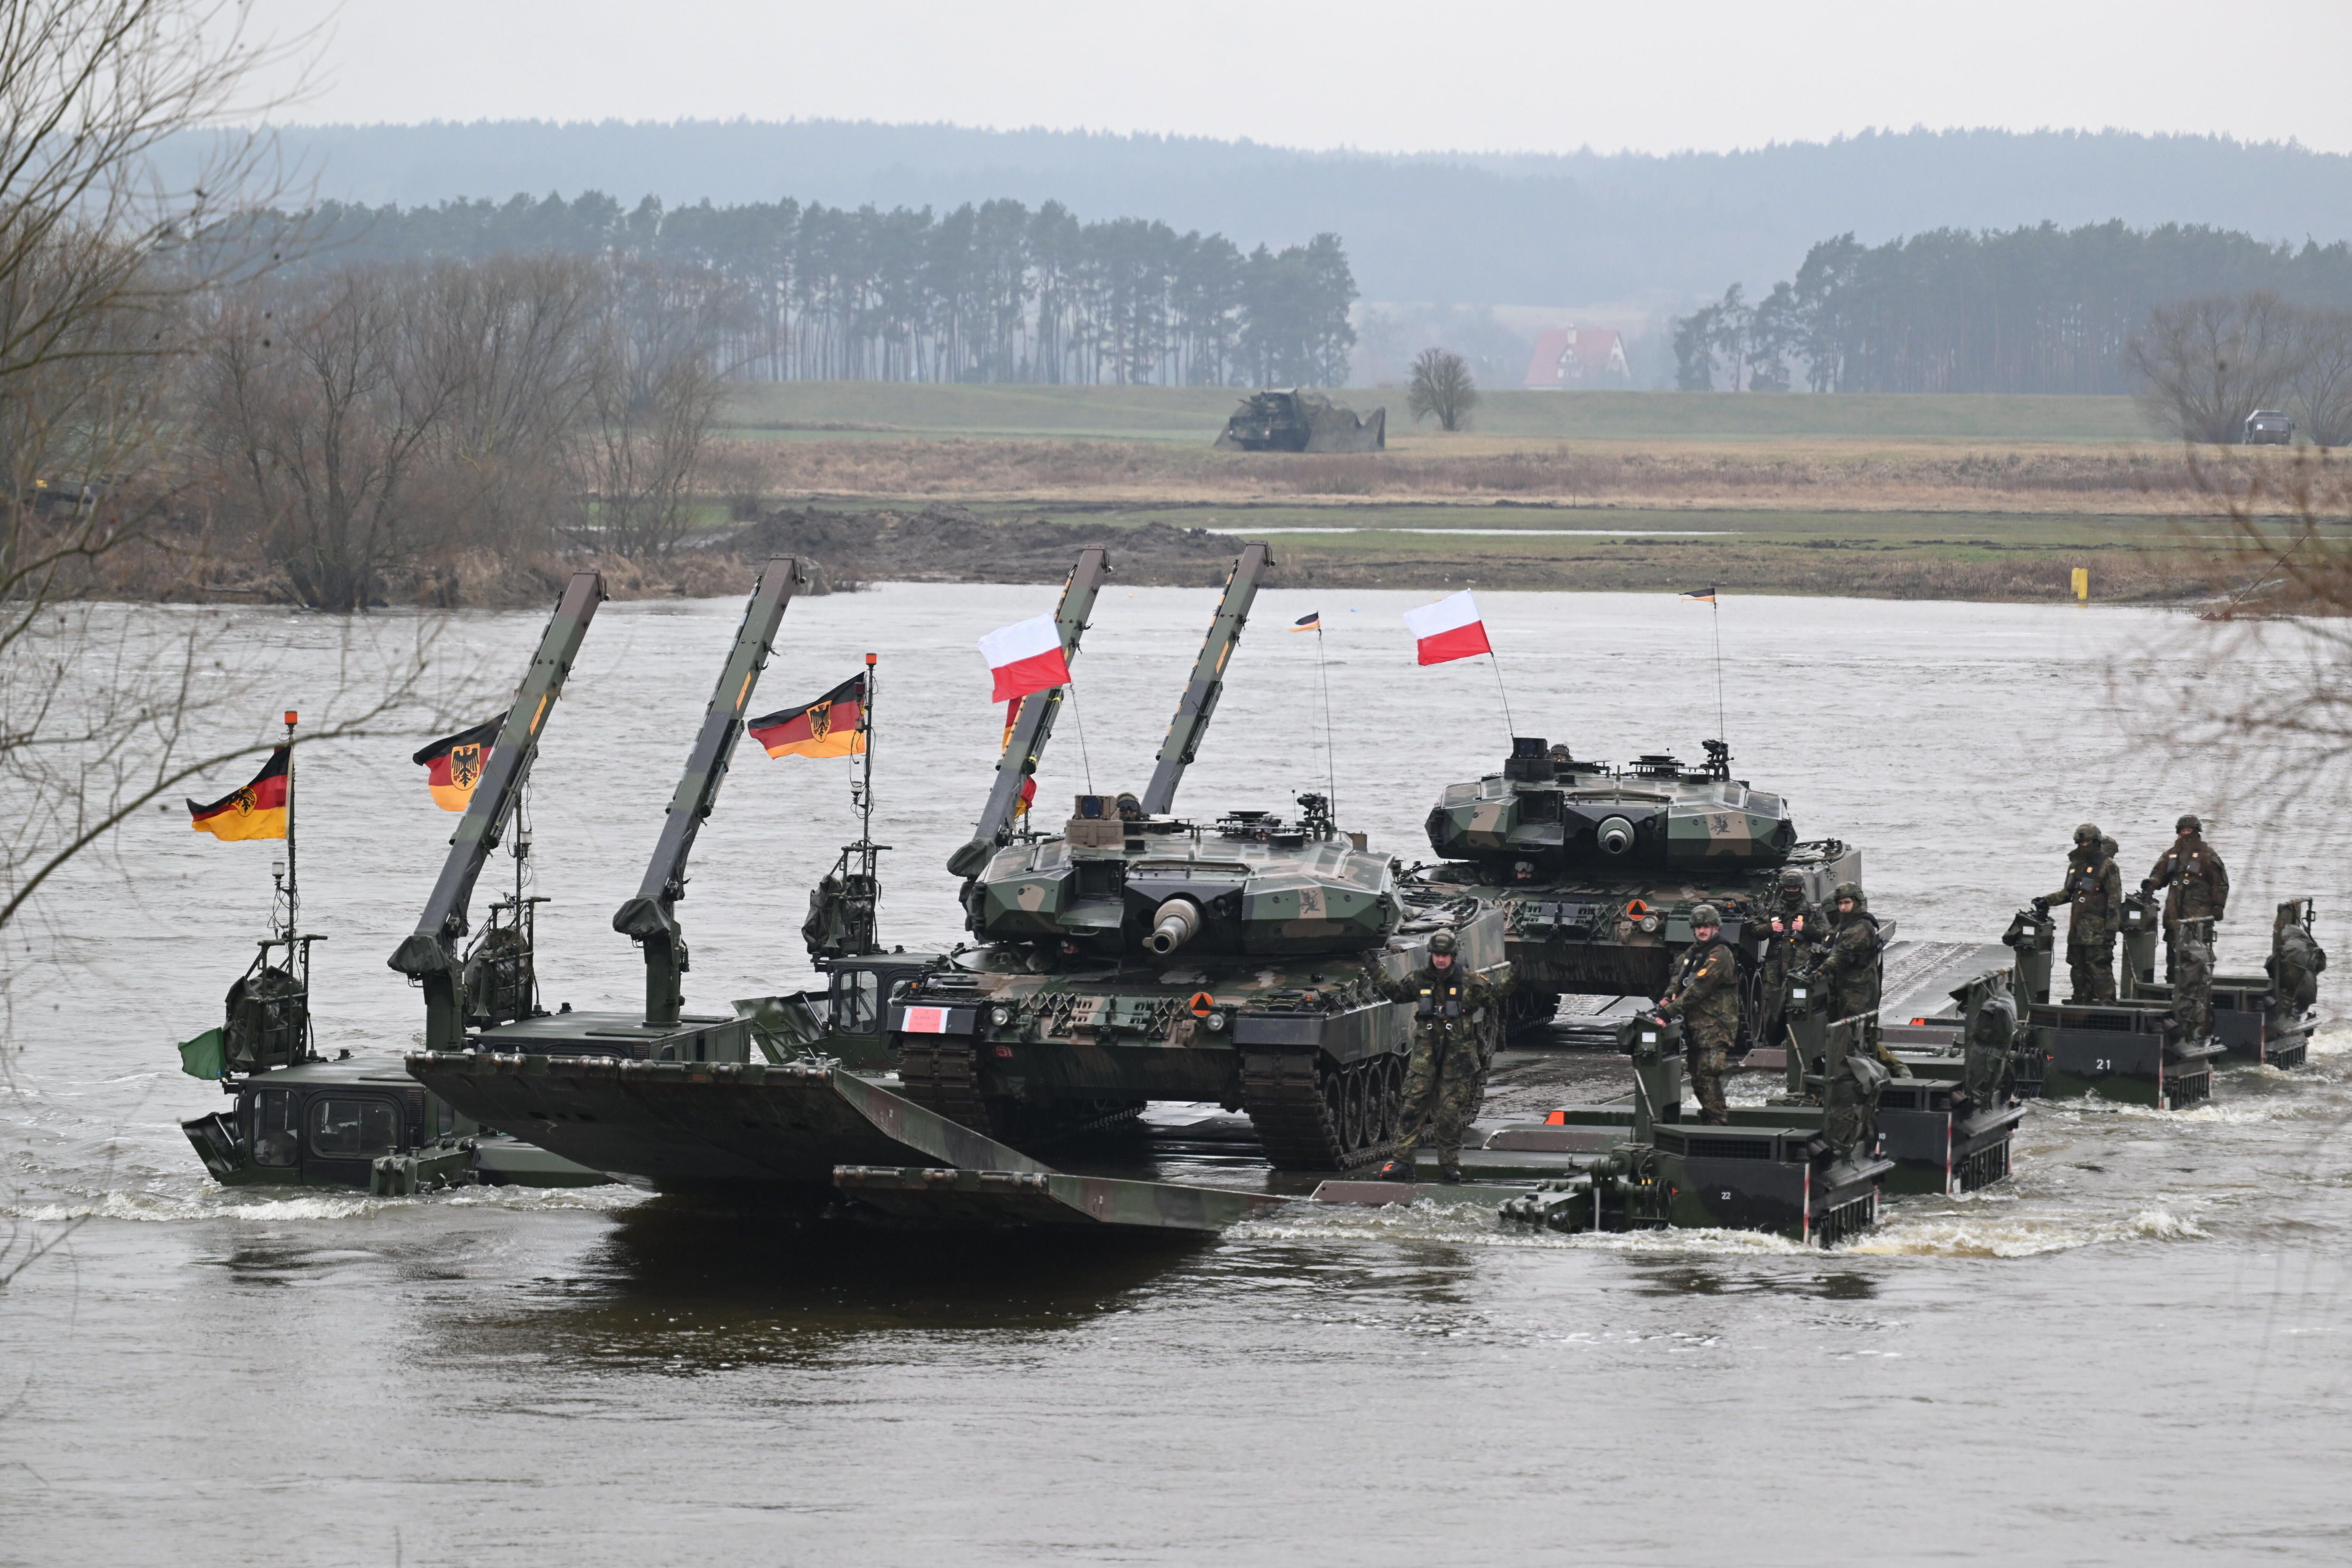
[{"left": 283, "top": 710, "right": 298, "bottom": 725}]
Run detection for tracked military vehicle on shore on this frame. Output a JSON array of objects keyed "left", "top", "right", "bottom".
[
  {"left": 1415, "top": 735, "right": 1859, "bottom": 1044},
  {"left": 893, "top": 543, "right": 1510, "bottom": 1171}
]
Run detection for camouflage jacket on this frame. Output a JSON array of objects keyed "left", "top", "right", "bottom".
[
  {"left": 1817, "top": 907, "right": 1883, "bottom": 1016},
  {"left": 1760, "top": 900, "right": 1820, "bottom": 989},
  {"left": 1379, "top": 963, "right": 1497, "bottom": 1029},
  {"left": 1660, "top": 938, "right": 1741, "bottom": 1038},
  {"left": 2044, "top": 849, "right": 2123, "bottom": 938},
  {"left": 2147, "top": 834, "right": 2228, "bottom": 923}
]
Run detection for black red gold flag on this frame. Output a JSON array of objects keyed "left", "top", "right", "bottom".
[
  {"left": 749, "top": 674, "right": 866, "bottom": 760},
  {"left": 414, "top": 716, "right": 503, "bottom": 812},
  {"left": 188, "top": 748, "right": 290, "bottom": 841}
]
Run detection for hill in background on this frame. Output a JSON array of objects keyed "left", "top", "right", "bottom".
[{"left": 202, "top": 120, "right": 2352, "bottom": 315}]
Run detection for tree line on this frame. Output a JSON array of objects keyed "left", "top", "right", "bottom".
[
  {"left": 230, "top": 192, "right": 1360, "bottom": 388},
  {"left": 1673, "top": 222, "right": 2352, "bottom": 398}
]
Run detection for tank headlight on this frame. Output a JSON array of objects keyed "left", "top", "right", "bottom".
[
  {"left": 1640, "top": 913, "right": 1662, "bottom": 932},
  {"left": 1204, "top": 1010, "right": 1229, "bottom": 1033},
  {"left": 989, "top": 1005, "right": 1013, "bottom": 1027}
]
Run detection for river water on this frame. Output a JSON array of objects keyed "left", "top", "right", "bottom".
[{"left": 3, "top": 586, "right": 2348, "bottom": 1566}]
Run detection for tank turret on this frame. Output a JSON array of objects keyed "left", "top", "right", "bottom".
[
  {"left": 1425, "top": 736, "right": 1798, "bottom": 874},
  {"left": 967, "top": 792, "right": 1403, "bottom": 959}
]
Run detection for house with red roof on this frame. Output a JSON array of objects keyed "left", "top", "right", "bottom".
[{"left": 1523, "top": 326, "right": 1630, "bottom": 388}]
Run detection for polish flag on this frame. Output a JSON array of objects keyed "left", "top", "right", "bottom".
[
  {"left": 1403, "top": 590, "right": 1493, "bottom": 666},
  {"left": 978, "top": 614, "right": 1072, "bottom": 702}
]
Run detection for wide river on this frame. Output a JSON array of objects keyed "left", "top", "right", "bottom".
[{"left": 2, "top": 584, "right": 2347, "bottom": 1566}]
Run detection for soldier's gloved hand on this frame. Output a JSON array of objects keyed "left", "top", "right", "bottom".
[
  {"left": 2140, "top": 879, "right": 2155, "bottom": 894},
  {"left": 2031, "top": 897, "right": 2050, "bottom": 915},
  {"left": 1770, "top": 917, "right": 1785, "bottom": 933}
]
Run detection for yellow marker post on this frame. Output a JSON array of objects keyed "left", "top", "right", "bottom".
[{"left": 2071, "top": 567, "right": 2089, "bottom": 605}]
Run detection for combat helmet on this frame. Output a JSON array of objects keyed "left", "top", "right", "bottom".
[
  {"left": 2074, "top": 822, "right": 2100, "bottom": 846},
  {"left": 1690, "top": 903, "right": 1722, "bottom": 929},
  {"left": 1777, "top": 870, "right": 1804, "bottom": 899},
  {"left": 1428, "top": 929, "right": 1459, "bottom": 956},
  {"left": 1833, "top": 880, "right": 1862, "bottom": 905},
  {"left": 2176, "top": 813, "right": 2202, "bottom": 834}
]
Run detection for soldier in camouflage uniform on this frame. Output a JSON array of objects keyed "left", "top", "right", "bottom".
[
  {"left": 1655, "top": 903, "right": 1738, "bottom": 1124},
  {"left": 2145, "top": 814, "right": 2229, "bottom": 981},
  {"left": 1758, "top": 871, "right": 1817, "bottom": 1050},
  {"left": 1807, "top": 882, "right": 1910, "bottom": 1076},
  {"left": 2034, "top": 822, "right": 2123, "bottom": 1002},
  {"left": 1375, "top": 929, "right": 1498, "bottom": 1184}
]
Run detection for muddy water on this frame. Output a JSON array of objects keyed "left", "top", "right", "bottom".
[{"left": 4, "top": 588, "right": 2349, "bottom": 1566}]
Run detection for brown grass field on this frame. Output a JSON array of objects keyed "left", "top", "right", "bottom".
[{"left": 695, "top": 386, "right": 2282, "bottom": 603}]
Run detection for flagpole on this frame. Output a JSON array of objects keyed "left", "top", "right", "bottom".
[
  {"left": 1711, "top": 598, "right": 1725, "bottom": 744},
  {"left": 281, "top": 709, "right": 299, "bottom": 944},
  {"left": 1316, "top": 623, "right": 1339, "bottom": 824},
  {"left": 1488, "top": 654, "right": 1518, "bottom": 745},
  {"left": 860, "top": 652, "right": 879, "bottom": 938},
  {"left": 1063, "top": 676, "right": 1095, "bottom": 795}
]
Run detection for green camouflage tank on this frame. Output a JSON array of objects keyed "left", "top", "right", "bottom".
[
  {"left": 1417, "top": 736, "right": 1859, "bottom": 1043},
  {"left": 899, "top": 792, "right": 1510, "bottom": 1171}
]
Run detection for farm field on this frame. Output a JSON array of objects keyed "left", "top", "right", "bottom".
[
  {"left": 700, "top": 383, "right": 2265, "bottom": 603},
  {"left": 718, "top": 383, "right": 2162, "bottom": 446}
]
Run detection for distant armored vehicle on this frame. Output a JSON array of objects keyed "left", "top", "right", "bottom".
[
  {"left": 2242, "top": 409, "right": 2294, "bottom": 446},
  {"left": 1214, "top": 389, "right": 1385, "bottom": 453}
]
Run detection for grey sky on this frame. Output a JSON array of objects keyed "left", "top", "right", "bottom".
[{"left": 250, "top": 0, "right": 2352, "bottom": 156}]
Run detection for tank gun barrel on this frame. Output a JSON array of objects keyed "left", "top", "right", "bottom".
[
  {"left": 1144, "top": 898, "right": 1202, "bottom": 956},
  {"left": 948, "top": 547, "right": 1111, "bottom": 878},
  {"left": 389, "top": 569, "right": 604, "bottom": 1051},
  {"left": 613, "top": 558, "right": 804, "bottom": 1027},
  {"left": 1140, "top": 542, "right": 1273, "bottom": 817}
]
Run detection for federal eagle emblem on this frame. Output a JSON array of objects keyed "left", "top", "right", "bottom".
[
  {"left": 450, "top": 743, "right": 483, "bottom": 789},
  {"left": 807, "top": 700, "right": 832, "bottom": 740},
  {"left": 230, "top": 785, "right": 258, "bottom": 815}
]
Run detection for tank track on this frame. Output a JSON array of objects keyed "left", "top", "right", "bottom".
[
  {"left": 1240, "top": 1051, "right": 1406, "bottom": 1171},
  {"left": 896, "top": 1038, "right": 1142, "bottom": 1146}
]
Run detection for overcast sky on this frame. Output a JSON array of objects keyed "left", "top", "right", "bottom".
[{"left": 246, "top": 0, "right": 2352, "bottom": 156}]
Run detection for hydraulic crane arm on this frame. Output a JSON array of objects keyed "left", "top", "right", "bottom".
[
  {"left": 1139, "top": 542, "right": 1272, "bottom": 816},
  {"left": 946, "top": 546, "right": 1111, "bottom": 878},
  {"left": 613, "top": 557, "right": 804, "bottom": 1025},
  {"left": 390, "top": 569, "right": 604, "bottom": 1050}
]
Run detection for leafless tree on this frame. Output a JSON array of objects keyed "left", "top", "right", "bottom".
[
  {"left": 1406, "top": 346, "right": 1478, "bottom": 433},
  {"left": 2285, "top": 308, "right": 2352, "bottom": 450},
  {"left": 2129, "top": 293, "right": 2304, "bottom": 446},
  {"left": 581, "top": 258, "right": 740, "bottom": 558}
]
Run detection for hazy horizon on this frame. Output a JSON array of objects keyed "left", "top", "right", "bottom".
[{"left": 243, "top": 0, "right": 2352, "bottom": 157}]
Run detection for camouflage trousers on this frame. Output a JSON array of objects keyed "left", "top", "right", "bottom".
[
  {"left": 1395, "top": 1024, "right": 1483, "bottom": 1163},
  {"left": 1685, "top": 1022, "right": 1732, "bottom": 1125},
  {"left": 2171, "top": 939, "right": 2216, "bottom": 1042},
  {"left": 2066, "top": 931, "right": 2118, "bottom": 1002}
]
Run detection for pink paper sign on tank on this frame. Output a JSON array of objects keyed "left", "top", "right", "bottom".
[{"left": 1404, "top": 589, "right": 1492, "bottom": 666}]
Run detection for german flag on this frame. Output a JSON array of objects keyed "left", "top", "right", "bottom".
[
  {"left": 188, "top": 748, "right": 289, "bottom": 841},
  {"left": 414, "top": 716, "right": 503, "bottom": 812},
  {"left": 750, "top": 674, "right": 866, "bottom": 760}
]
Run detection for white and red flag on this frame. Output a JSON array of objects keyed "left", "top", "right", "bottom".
[
  {"left": 977, "top": 613, "right": 1071, "bottom": 702},
  {"left": 1403, "top": 590, "right": 1492, "bottom": 666}
]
